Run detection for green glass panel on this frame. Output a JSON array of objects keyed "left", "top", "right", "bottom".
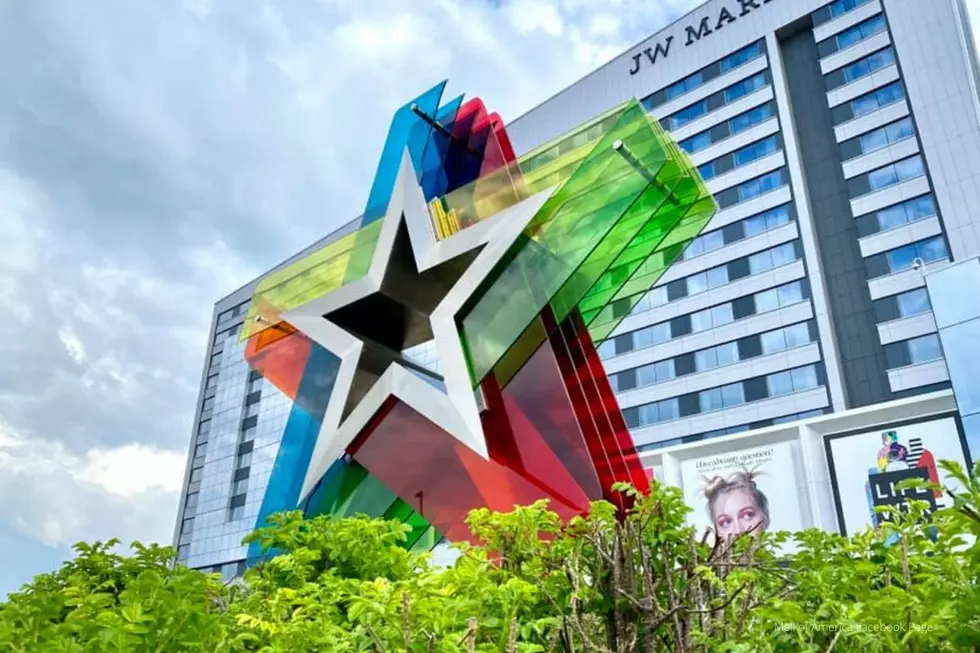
[{"left": 461, "top": 99, "right": 717, "bottom": 386}]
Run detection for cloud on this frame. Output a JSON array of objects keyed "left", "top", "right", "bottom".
[{"left": 0, "top": 419, "right": 183, "bottom": 548}]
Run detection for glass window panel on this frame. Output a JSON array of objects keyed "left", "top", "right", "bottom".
[
  {"left": 877, "top": 83, "right": 905, "bottom": 107},
  {"left": 637, "top": 364, "right": 658, "bottom": 387},
  {"left": 688, "top": 272, "right": 709, "bottom": 294},
  {"left": 698, "top": 162, "right": 716, "bottom": 180},
  {"left": 681, "top": 132, "right": 713, "bottom": 154},
  {"left": 700, "top": 388, "right": 724, "bottom": 412},
  {"left": 852, "top": 94, "right": 880, "bottom": 117},
  {"left": 691, "top": 309, "right": 713, "bottom": 333},
  {"left": 877, "top": 203, "right": 908, "bottom": 231},
  {"left": 784, "top": 322, "right": 812, "bottom": 348},
  {"left": 791, "top": 365, "right": 819, "bottom": 391},
  {"left": 655, "top": 359, "right": 676, "bottom": 382},
  {"left": 598, "top": 340, "right": 616, "bottom": 359},
  {"left": 860, "top": 126, "right": 889, "bottom": 154},
  {"left": 761, "top": 329, "right": 786, "bottom": 354},
  {"left": 660, "top": 399, "right": 679, "bottom": 422},
  {"left": 749, "top": 250, "right": 773, "bottom": 274},
  {"left": 908, "top": 334, "right": 942, "bottom": 363},
  {"left": 887, "top": 117, "right": 914, "bottom": 144},
  {"left": 716, "top": 342, "right": 739, "bottom": 366},
  {"left": 744, "top": 214, "right": 767, "bottom": 238},
  {"left": 868, "top": 164, "right": 900, "bottom": 191},
  {"left": 918, "top": 237, "right": 948, "bottom": 263},
  {"left": 911, "top": 195, "right": 936, "bottom": 219},
  {"left": 711, "top": 303, "right": 735, "bottom": 327},
  {"left": 755, "top": 288, "right": 779, "bottom": 313},
  {"left": 703, "top": 230, "right": 725, "bottom": 254},
  {"left": 767, "top": 370, "right": 794, "bottom": 396},
  {"left": 772, "top": 242, "right": 797, "bottom": 267},
  {"left": 895, "top": 156, "right": 924, "bottom": 182},
  {"left": 886, "top": 244, "right": 917, "bottom": 273},
  {"left": 706, "top": 265, "right": 729, "bottom": 289},
  {"left": 721, "top": 383, "right": 745, "bottom": 407},
  {"left": 896, "top": 288, "right": 930, "bottom": 317},
  {"left": 696, "top": 348, "right": 719, "bottom": 371}
]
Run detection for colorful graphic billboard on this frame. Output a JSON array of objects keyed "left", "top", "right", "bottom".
[{"left": 825, "top": 416, "right": 972, "bottom": 535}]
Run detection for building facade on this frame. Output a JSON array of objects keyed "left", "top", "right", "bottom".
[{"left": 174, "top": 0, "right": 980, "bottom": 574}]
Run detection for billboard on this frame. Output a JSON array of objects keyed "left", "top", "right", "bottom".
[
  {"left": 825, "top": 416, "right": 972, "bottom": 535},
  {"left": 679, "top": 442, "right": 806, "bottom": 538}
]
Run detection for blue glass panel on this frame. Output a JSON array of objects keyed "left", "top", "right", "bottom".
[
  {"left": 362, "top": 81, "right": 447, "bottom": 225},
  {"left": 419, "top": 94, "right": 464, "bottom": 201},
  {"left": 246, "top": 345, "right": 341, "bottom": 564}
]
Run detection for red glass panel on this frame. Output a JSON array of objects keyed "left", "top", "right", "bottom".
[
  {"left": 348, "top": 399, "right": 583, "bottom": 543},
  {"left": 244, "top": 325, "right": 311, "bottom": 402}
]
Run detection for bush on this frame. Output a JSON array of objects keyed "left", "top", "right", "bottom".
[{"left": 3, "top": 461, "right": 979, "bottom": 652}]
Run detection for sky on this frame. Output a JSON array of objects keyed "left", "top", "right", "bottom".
[{"left": 1, "top": 0, "right": 979, "bottom": 597}]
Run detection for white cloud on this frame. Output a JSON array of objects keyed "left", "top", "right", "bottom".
[{"left": 0, "top": 420, "right": 182, "bottom": 547}]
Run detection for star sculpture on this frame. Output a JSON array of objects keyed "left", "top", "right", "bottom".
[
  {"left": 282, "top": 150, "right": 555, "bottom": 501},
  {"left": 239, "top": 85, "right": 716, "bottom": 547}
]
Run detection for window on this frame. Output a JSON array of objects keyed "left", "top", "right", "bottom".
[
  {"left": 835, "top": 14, "right": 886, "bottom": 51},
  {"left": 232, "top": 478, "right": 249, "bottom": 495},
  {"left": 680, "top": 132, "right": 713, "bottom": 154},
  {"left": 666, "top": 72, "right": 704, "bottom": 101},
  {"left": 744, "top": 205, "right": 791, "bottom": 238},
  {"left": 721, "top": 42, "right": 764, "bottom": 73},
  {"left": 767, "top": 370, "right": 795, "bottom": 397},
  {"left": 650, "top": 42, "right": 764, "bottom": 110},
  {"left": 244, "top": 401, "right": 261, "bottom": 418},
  {"left": 229, "top": 506, "right": 245, "bottom": 521},
  {"left": 829, "top": 0, "right": 874, "bottom": 19},
  {"left": 761, "top": 329, "right": 787, "bottom": 354},
  {"left": 896, "top": 288, "right": 931, "bottom": 318},
  {"left": 734, "top": 136, "right": 779, "bottom": 167},
  {"left": 724, "top": 73, "right": 766, "bottom": 103},
  {"left": 791, "top": 365, "right": 819, "bottom": 391},
  {"left": 721, "top": 383, "right": 745, "bottom": 408},
  {"left": 842, "top": 47, "right": 896, "bottom": 85},
  {"left": 851, "top": 82, "right": 905, "bottom": 119},
  {"left": 716, "top": 341, "right": 739, "bottom": 367},
  {"left": 737, "top": 169, "right": 785, "bottom": 202},
  {"left": 908, "top": 334, "right": 942, "bottom": 363},
  {"left": 880, "top": 237, "right": 948, "bottom": 276},
  {"left": 669, "top": 101, "right": 708, "bottom": 129},
  {"left": 731, "top": 102, "right": 775, "bottom": 135},
  {"left": 865, "top": 156, "right": 924, "bottom": 194},
  {"left": 706, "top": 265, "right": 729, "bottom": 289},
  {"left": 182, "top": 517, "right": 195, "bottom": 534},
  {"left": 852, "top": 117, "right": 914, "bottom": 159},
  {"left": 874, "top": 195, "right": 936, "bottom": 232},
  {"left": 700, "top": 388, "right": 724, "bottom": 412},
  {"left": 682, "top": 229, "right": 725, "bottom": 260},
  {"left": 696, "top": 348, "right": 719, "bottom": 371},
  {"left": 679, "top": 102, "right": 775, "bottom": 155},
  {"left": 205, "top": 374, "right": 219, "bottom": 391},
  {"left": 784, "top": 322, "right": 811, "bottom": 348}
]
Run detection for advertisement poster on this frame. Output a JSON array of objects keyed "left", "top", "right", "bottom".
[
  {"left": 679, "top": 442, "right": 805, "bottom": 538},
  {"left": 825, "top": 417, "right": 972, "bottom": 535}
]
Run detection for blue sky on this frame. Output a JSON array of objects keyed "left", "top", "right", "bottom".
[{"left": 1, "top": 0, "right": 979, "bottom": 597}]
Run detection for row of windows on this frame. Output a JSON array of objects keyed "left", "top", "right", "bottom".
[
  {"left": 520, "top": 113, "right": 621, "bottom": 174},
  {"left": 679, "top": 102, "right": 776, "bottom": 155},
  {"left": 638, "top": 409, "right": 827, "bottom": 451},
  {"left": 842, "top": 116, "right": 914, "bottom": 161},
  {"left": 216, "top": 301, "right": 249, "bottom": 327},
  {"left": 828, "top": 0, "right": 875, "bottom": 20},
  {"left": 874, "top": 287, "right": 932, "bottom": 324},
  {"left": 623, "top": 364, "right": 823, "bottom": 428},
  {"left": 600, "top": 279, "right": 808, "bottom": 359},
  {"left": 710, "top": 168, "right": 789, "bottom": 211},
  {"left": 835, "top": 82, "right": 905, "bottom": 125},
  {"left": 867, "top": 236, "right": 949, "bottom": 279},
  {"left": 644, "top": 42, "right": 765, "bottom": 111},
  {"left": 818, "top": 13, "right": 886, "bottom": 58},
  {"left": 682, "top": 204, "right": 793, "bottom": 261},
  {"left": 884, "top": 333, "right": 943, "bottom": 369},
  {"left": 610, "top": 321, "right": 814, "bottom": 394},
  {"left": 856, "top": 194, "right": 936, "bottom": 238},
  {"left": 838, "top": 47, "right": 896, "bottom": 89},
  {"left": 665, "top": 71, "right": 769, "bottom": 131},
  {"left": 850, "top": 155, "right": 925, "bottom": 198},
  {"left": 698, "top": 135, "right": 780, "bottom": 181}
]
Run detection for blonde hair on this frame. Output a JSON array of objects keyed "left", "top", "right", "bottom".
[{"left": 702, "top": 467, "right": 770, "bottom": 531}]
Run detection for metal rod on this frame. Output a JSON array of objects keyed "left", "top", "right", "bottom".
[{"left": 613, "top": 139, "right": 679, "bottom": 205}]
